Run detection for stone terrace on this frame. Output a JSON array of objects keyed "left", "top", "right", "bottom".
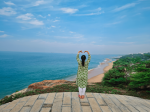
[{"left": 0, "top": 92, "right": 150, "bottom": 112}]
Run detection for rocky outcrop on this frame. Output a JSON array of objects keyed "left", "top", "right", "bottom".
[
  {"left": 5, "top": 80, "right": 75, "bottom": 97},
  {"left": 27, "top": 80, "right": 76, "bottom": 92},
  {"left": 3, "top": 80, "right": 96, "bottom": 99},
  {"left": 27, "top": 80, "right": 96, "bottom": 92},
  {"left": 106, "top": 58, "right": 111, "bottom": 61}
]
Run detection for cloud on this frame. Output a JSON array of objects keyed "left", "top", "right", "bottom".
[
  {"left": 77, "top": 5, "right": 88, "bottom": 8},
  {"left": 0, "top": 7, "right": 16, "bottom": 16},
  {"left": 113, "top": 3, "right": 137, "bottom": 12},
  {"left": 87, "top": 7, "right": 102, "bottom": 12},
  {"left": 1, "top": 39, "right": 149, "bottom": 54},
  {"left": 0, "top": 31, "right": 4, "bottom": 33},
  {"left": 33, "top": 0, "right": 46, "bottom": 6},
  {"left": 4, "top": 1, "right": 15, "bottom": 5},
  {"left": 75, "top": 7, "right": 104, "bottom": 16},
  {"left": 105, "top": 21, "right": 121, "bottom": 26},
  {"left": 54, "top": 33, "right": 85, "bottom": 40},
  {"left": 48, "top": 14, "right": 51, "bottom": 16},
  {"left": 51, "top": 26, "right": 55, "bottom": 27},
  {"left": 126, "top": 34, "right": 150, "bottom": 40},
  {"left": 76, "top": 11, "right": 104, "bottom": 16},
  {"left": 60, "top": 8, "right": 78, "bottom": 14},
  {"left": 16, "top": 13, "right": 44, "bottom": 26},
  {"left": 0, "top": 34, "right": 9, "bottom": 38},
  {"left": 119, "top": 42, "right": 135, "bottom": 44},
  {"left": 29, "top": 20, "right": 44, "bottom": 25},
  {"left": 16, "top": 13, "right": 33, "bottom": 20},
  {"left": 54, "top": 33, "right": 84, "bottom": 40},
  {"left": 53, "top": 20, "right": 59, "bottom": 22},
  {"left": 70, "top": 31, "right": 74, "bottom": 33},
  {"left": 97, "top": 7, "right": 102, "bottom": 11},
  {"left": 39, "top": 15, "right": 46, "bottom": 18},
  {"left": 110, "top": 41, "right": 135, "bottom": 44}
]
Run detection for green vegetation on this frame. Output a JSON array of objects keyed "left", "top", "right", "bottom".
[
  {"left": 0, "top": 53, "right": 150, "bottom": 106},
  {"left": 102, "top": 53, "right": 150, "bottom": 97}
]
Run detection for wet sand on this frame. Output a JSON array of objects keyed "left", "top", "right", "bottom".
[
  {"left": 72, "top": 60, "right": 115, "bottom": 83},
  {"left": 87, "top": 61, "right": 115, "bottom": 83}
]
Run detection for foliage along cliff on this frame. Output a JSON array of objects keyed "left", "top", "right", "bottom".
[{"left": 102, "top": 53, "right": 150, "bottom": 90}]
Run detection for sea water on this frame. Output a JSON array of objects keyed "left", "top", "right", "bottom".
[{"left": 0, "top": 51, "right": 124, "bottom": 100}]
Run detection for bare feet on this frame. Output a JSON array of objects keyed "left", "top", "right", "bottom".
[
  {"left": 81, "top": 95, "right": 85, "bottom": 99},
  {"left": 79, "top": 95, "right": 85, "bottom": 99},
  {"left": 80, "top": 95, "right": 82, "bottom": 99},
  {"left": 81, "top": 95, "right": 83, "bottom": 99}
]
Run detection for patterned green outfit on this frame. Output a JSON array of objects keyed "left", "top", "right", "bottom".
[{"left": 76, "top": 53, "right": 91, "bottom": 88}]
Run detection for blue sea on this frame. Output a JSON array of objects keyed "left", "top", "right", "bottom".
[{"left": 0, "top": 51, "right": 124, "bottom": 100}]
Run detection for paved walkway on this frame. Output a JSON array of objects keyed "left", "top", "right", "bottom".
[{"left": 0, "top": 92, "right": 150, "bottom": 112}]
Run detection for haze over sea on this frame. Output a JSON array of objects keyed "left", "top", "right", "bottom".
[{"left": 0, "top": 51, "right": 123, "bottom": 100}]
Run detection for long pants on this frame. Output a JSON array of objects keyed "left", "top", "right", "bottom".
[{"left": 78, "top": 87, "right": 86, "bottom": 95}]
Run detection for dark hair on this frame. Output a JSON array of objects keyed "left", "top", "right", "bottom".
[{"left": 81, "top": 55, "right": 86, "bottom": 66}]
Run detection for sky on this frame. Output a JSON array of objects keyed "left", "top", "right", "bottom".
[{"left": 0, "top": 0, "right": 150, "bottom": 54}]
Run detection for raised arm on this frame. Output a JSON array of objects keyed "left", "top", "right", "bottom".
[
  {"left": 84, "top": 51, "right": 91, "bottom": 64},
  {"left": 76, "top": 54, "right": 81, "bottom": 65},
  {"left": 76, "top": 50, "right": 82, "bottom": 65}
]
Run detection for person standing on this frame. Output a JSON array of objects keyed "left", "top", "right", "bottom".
[{"left": 76, "top": 50, "right": 91, "bottom": 99}]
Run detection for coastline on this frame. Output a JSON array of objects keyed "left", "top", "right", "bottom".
[
  {"left": 2, "top": 59, "right": 115, "bottom": 99},
  {"left": 87, "top": 61, "right": 115, "bottom": 83},
  {"left": 71, "top": 59, "right": 115, "bottom": 83}
]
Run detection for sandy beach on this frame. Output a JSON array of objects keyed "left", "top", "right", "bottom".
[
  {"left": 87, "top": 61, "right": 115, "bottom": 83},
  {"left": 3, "top": 60, "right": 115, "bottom": 99},
  {"left": 72, "top": 60, "right": 115, "bottom": 83}
]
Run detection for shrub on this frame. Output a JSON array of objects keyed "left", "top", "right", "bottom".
[
  {"left": 102, "top": 69, "right": 126, "bottom": 86},
  {"left": 134, "top": 67, "right": 150, "bottom": 72},
  {"left": 129, "top": 72, "right": 150, "bottom": 89},
  {"left": 109, "top": 77, "right": 126, "bottom": 86},
  {"left": 145, "top": 60, "right": 150, "bottom": 68},
  {"left": 111, "top": 89, "right": 118, "bottom": 94},
  {"left": 116, "top": 66, "right": 126, "bottom": 73}
]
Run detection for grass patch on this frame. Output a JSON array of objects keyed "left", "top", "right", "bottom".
[{"left": 0, "top": 82, "right": 150, "bottom": 106}]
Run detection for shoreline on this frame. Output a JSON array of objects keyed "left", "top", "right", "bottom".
[
  {"left": 2, "top": 59, "right": 115, "bottom": 99},
  {"left": 71, "top": 59, "right": 115, "bottom": 82},
  {"left": 58, "top": 58, "right": 113, "bottom": 81},
  {"left": 87, "top": 61, "right": 115, "bottom": 83}
]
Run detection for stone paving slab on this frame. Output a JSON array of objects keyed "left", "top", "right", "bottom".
[{"left": 0, "top": 92, "right": 150, "bottom": 112}]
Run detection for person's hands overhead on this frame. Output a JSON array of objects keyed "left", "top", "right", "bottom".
[
  {"left": 78, "top": 50, "right": 83, "bottom": 54},
  {"left": 84, "top": 51, "right": 89, "bottom": 54}
]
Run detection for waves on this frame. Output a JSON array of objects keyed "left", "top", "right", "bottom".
[{"left": 65, "top": 58, "right": 114, "bottom": 81}]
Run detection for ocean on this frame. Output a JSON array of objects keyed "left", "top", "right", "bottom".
[{"left": 0, "top": 51, "right": 124, "bottom": 100}]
